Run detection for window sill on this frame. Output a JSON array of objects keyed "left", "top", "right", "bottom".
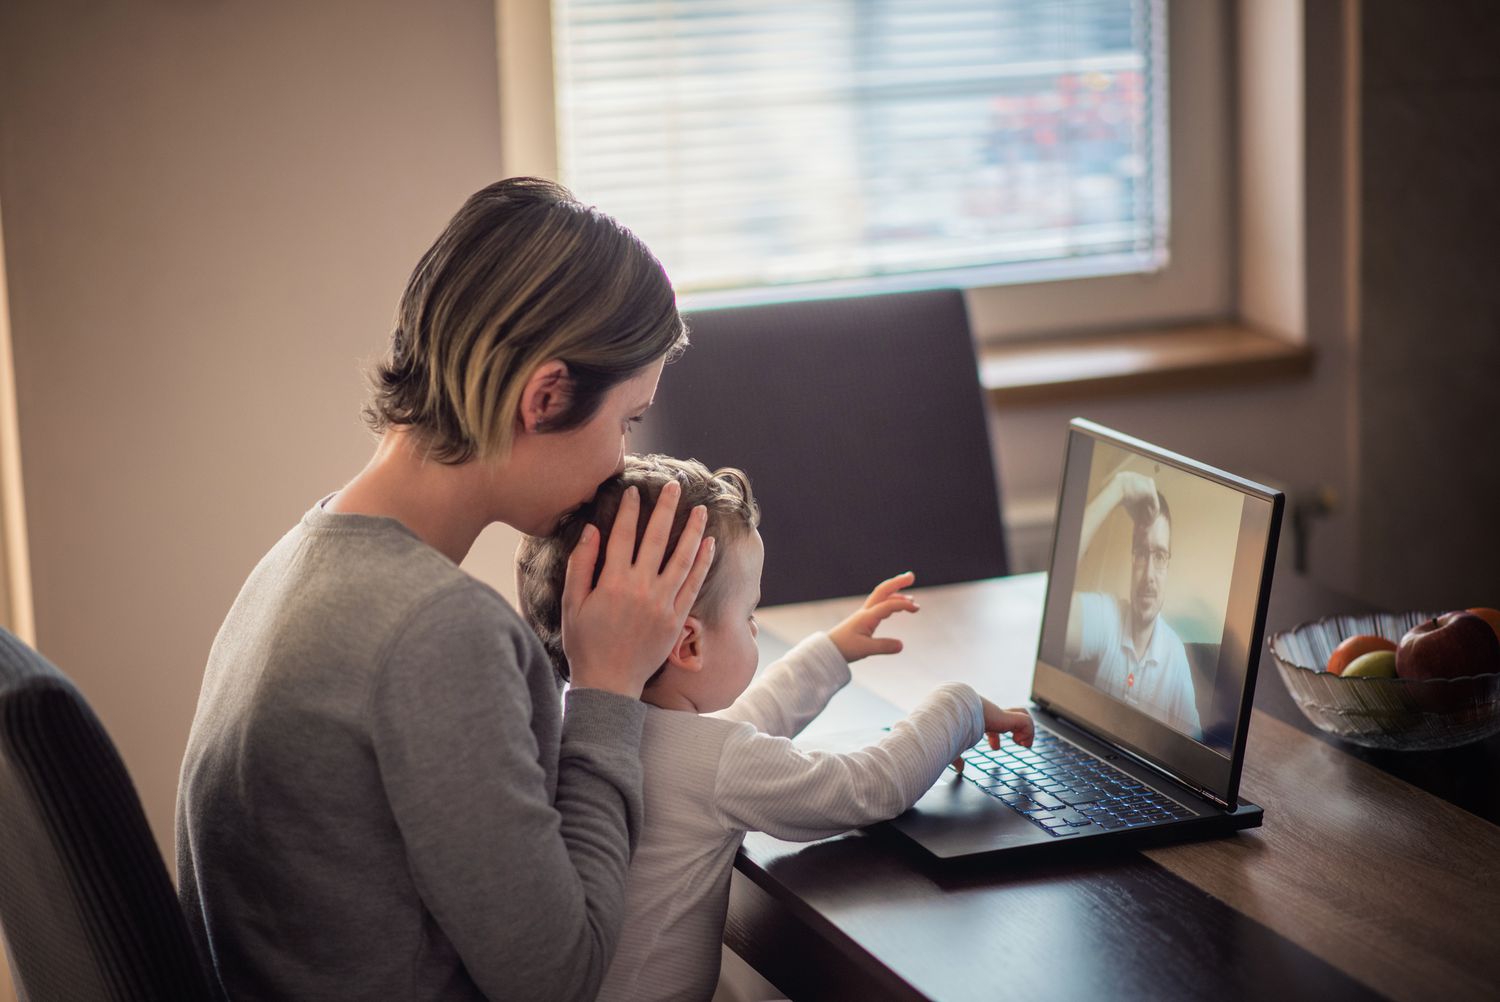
[{"left": 979, "top": 323, "right": 1314, "bottom": 409}]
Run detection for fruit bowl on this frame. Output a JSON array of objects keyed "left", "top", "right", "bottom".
[{"left": 1268, "top": 612, "right": 1500, "bottom": 750}]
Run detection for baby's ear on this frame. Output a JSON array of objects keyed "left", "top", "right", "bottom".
[{"left": 666, "top": 616, "right": 705, "bottom": 672}]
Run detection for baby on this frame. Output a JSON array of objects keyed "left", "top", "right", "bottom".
[{"left": 518, "top": 454, "right": 1031, "bottom": 1002}]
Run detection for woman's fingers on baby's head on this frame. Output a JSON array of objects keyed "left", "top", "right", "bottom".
[
  {"left": 638, "top": 479, "right": 684, "bottom": 562},
  {"left": 674, "top": 533, "right": 716, "bottom": 617},
  {"left": 601, "top": 486, "right": 640, "bottom": 571},
  {"left": 562, "top": 523, "right": 600, "bottom": 610},
  {"left": 664, "top": 505, "right": 708, "bottom": 580}
]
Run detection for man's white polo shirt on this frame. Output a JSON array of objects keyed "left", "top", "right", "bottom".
[{"left": 1075, "top": 592, "right": 1202, "bottom": 739}]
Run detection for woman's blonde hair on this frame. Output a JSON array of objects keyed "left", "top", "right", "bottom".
[
  {"left": 365, "top": 177, "right": 687, "bottom": 463},
  {"left": 517, "top": 454, "right": 760, "bottom": 682}
]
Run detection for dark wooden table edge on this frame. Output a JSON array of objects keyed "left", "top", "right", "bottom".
[
  {"left": 729, "top": 827, "right": 1387, "bottom": 1002},
  {"left": 726, "top": 861, "right": 928, "bottom": 1002}
]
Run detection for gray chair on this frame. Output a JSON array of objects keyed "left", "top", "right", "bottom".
[
  {"left": 639, "top": 288, "right": 1008, "bottom": 606},
  {"left": 0, "top": 628, "right": 215, "bottom": 1001}
]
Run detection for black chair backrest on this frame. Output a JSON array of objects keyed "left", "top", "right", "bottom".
[
  {"left": 0, "top": 629, "right": 214, "bottom": 1002},
  {"left": 641, "top": 288, "right": 1008, "bottom": 606}
]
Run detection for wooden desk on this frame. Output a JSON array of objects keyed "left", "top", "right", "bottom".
[{"left": 729, "top": 570, "right": 1500, "bottom": 1002}]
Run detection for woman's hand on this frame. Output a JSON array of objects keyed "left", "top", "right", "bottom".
[
  {"left": 952, "top": 701, "right": 1034, "bottom": 773},
  {"left": 828, "top": 571, "right": 920, "bottom": 663},
  {"left": 561, "top": 481, "right": 716, "bottom": 698}
]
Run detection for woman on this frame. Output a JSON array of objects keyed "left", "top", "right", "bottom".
[{"left": 176, "top": 178, "right": 714, "bottom": 1001}]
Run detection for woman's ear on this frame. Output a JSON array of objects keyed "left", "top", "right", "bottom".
[
  {"left": 517, "top": 360, "right": 572, "bottom": 433},
  {"left": 666, "top": 616, "right": 705, "bottom": 673}
]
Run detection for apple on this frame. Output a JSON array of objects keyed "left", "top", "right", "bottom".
[
  {"left": 1342, "top": 650, "right": 1397, "bottom": 678},
  {"left": 1395, "top": 612, "right": 1500, "bottom": 681},
  {"left": 1467, "top": 607, "right": 1500, "bottom": 643},
  {"left": 1326, "top": 634, "right": 1397, "bottom": 675}
]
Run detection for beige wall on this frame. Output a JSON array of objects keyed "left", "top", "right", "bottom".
[
  {"left": 1237, "top": 0, "right": 1307, "bottom": 342},
  {"left": 0, "top": 200, "right": 35, "bottom": 647},
  {"left": 1355, "top": 0, "right": 1500, "bottom": 611},
  {"left": 0, "top": 0, "right": 518, "bottom": 865}
]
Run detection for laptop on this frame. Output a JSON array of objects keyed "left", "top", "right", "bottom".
[{"left": 885, "top": 418, "right": 1284, "bottom": 859}]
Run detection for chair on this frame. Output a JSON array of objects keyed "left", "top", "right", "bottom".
[
  {"left": 639, "top": 288, "right": 1008, "bottom": 606},
  {"left": 0, "top": 628, "right": 215, "bottom": 1001}
]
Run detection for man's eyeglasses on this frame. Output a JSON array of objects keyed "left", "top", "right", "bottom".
[{"left": 1132, "top": 546, "right": 1171, "bottom": 571}]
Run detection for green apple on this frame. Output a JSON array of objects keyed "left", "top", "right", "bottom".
[{"left": 1342, "top": 650, "right": 1397, "bottom": 678}]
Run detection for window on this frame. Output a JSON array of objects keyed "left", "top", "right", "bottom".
[{"left": 501, "top": 0, "right": 1230, "bottom": 334}]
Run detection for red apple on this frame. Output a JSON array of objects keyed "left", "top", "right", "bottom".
[{"left": 1395, "top": 612, "right": 1500, "bottom": 681}]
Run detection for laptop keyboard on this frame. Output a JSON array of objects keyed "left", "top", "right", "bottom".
[{"left": 956, "top": 729, "right": 1194, "bottom": 837}]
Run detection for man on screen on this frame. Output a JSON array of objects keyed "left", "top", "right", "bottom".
[{"left": 1065, "top": 471, "right": 1202, "bottom": 739}]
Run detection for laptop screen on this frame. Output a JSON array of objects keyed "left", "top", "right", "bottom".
[{"left": 1032, "top": 420, "right": 1283, "bottom": 807}]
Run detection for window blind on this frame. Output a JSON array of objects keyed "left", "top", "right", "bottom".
[{"left": 552, "top": 0, "right": 1168, "bottom": 299}]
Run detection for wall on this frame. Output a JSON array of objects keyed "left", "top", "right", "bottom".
[
  {"left": 1356, "top": 0, "right": 1500, "bottom": 611},
  {"left": 0, "top": 0, "right": 516, "bottom": 864},
  {"left": 990, "top": 353, "right": 1354, "bottom": 579},
  {"left": 1237, "top": 0, "right": 1306, "bottom": 344},
  {"left": 0, "top": 201, "right": 35, "bottom": 645}
]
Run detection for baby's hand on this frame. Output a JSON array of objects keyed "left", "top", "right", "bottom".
[
  {"left": 828, "top": 571, "right": 919, "bottom": 663},
  {"left": 952, "top": 700, "right": 1034, "bottom": 773}
]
